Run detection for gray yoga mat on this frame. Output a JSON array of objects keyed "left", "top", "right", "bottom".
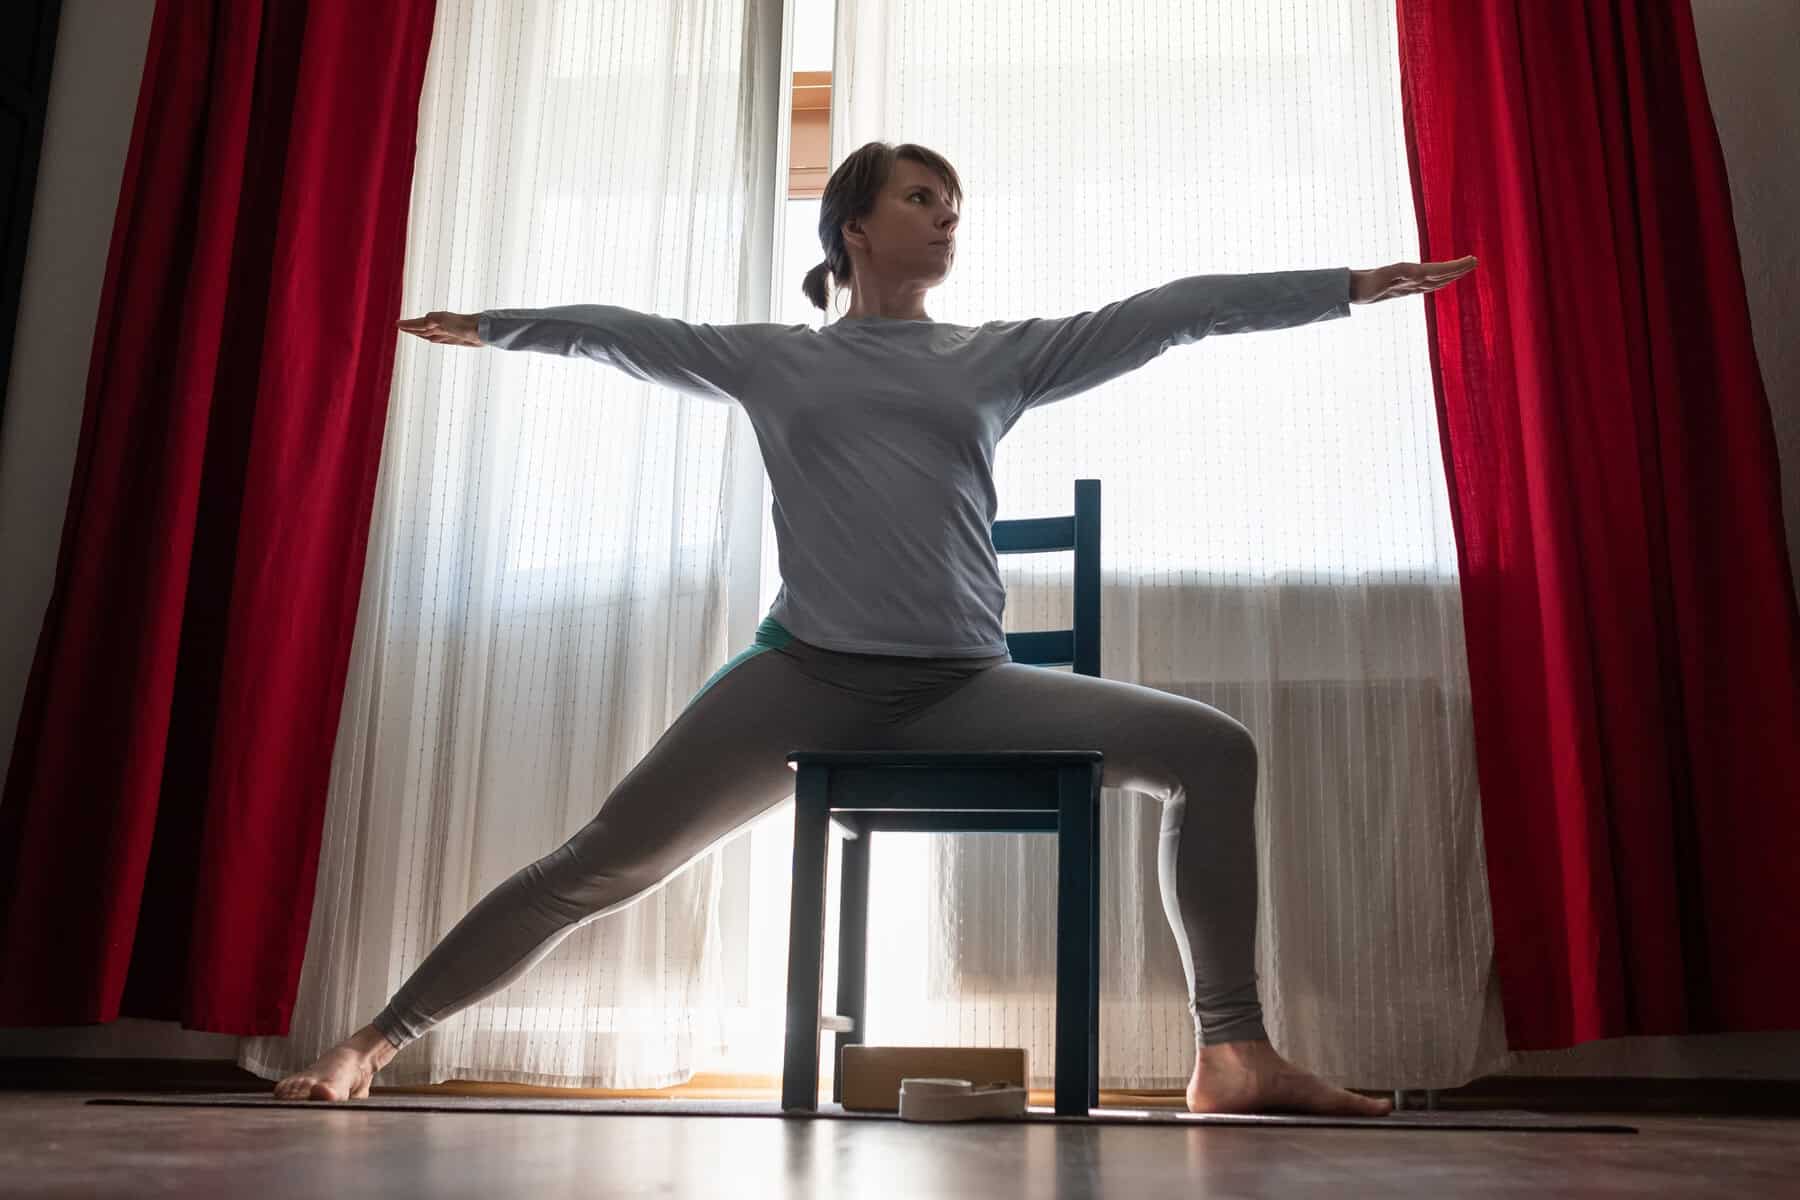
[{"left": 89, "top": 1094, "right": 1636, "bottom": 1132}]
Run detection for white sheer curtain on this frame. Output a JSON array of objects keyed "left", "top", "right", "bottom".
[
  {"left": 821, "top": 0, "right": 1515, "bottom": 1092},
  {"left": 241, "top": 0, "right": 789, "bottom": 1089}
]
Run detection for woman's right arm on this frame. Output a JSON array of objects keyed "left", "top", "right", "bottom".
[{"left": 399, "top": 305, "right": 776, "bottom": 404}]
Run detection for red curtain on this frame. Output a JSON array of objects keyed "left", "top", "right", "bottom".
[
  {"left": 0, "top": 0, "right": 437, "bottom": 1034},
  {"left": 1397, "top": 0, "right": 1800, "bottom": 1050}
]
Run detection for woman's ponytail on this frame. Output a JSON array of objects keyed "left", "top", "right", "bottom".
[{"left": 801, "top": 258, "right": 833, "bottom": 312}]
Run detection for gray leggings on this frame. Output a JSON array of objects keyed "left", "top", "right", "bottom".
[{"left": 371, "top": 617, "right": 1267, "bottom": 1052}]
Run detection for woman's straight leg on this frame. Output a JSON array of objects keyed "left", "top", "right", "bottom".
[
  {"left": 357, "top": 632, "right": 1010, "bottom": 1053},
  {"left": 275, "top": 635, "right": 880, "bottom": 1099}
]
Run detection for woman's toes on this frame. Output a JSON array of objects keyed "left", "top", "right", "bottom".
[
  {"left": 273, "top": 1046, "right": 373, "bottom": 1103},
  {"left": 1334, "top": 1088, "right": 1392, "bottom": 1117}
]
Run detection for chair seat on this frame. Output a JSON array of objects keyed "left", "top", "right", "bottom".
[
  {"left": 787, "top": 750, "right": 1103, "bottom": 770},
  {"left": 832, "top": 810, "right": 1061, "bottom": 834},
  {"left": 787, "top": 751, "right": 1102, "bottom": 821}
]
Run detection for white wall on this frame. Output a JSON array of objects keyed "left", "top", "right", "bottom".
[
  {"left": 0, "top": 0, "right": 1795, "bottom": 1075},
  {"left": 1693, "top": 0, "right": 1800, "bottom": 589}
]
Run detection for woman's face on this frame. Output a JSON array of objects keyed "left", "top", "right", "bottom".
[{"left": 845, "top": 159, "right": 960, "bottom": 282}]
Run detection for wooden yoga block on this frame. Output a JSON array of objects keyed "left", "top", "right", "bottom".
[{"left": 838, "top": 1046, "right": 1029, "bottom": 1113}]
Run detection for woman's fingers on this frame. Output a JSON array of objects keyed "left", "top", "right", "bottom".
[
  {"left": 396, "top": 311, "right": 479, "bottom": 346},
  {"left": 1422, "top": 256, "right": 1478, "bottom": 282},
  {"left": 398, "top": 311, "right": 458, "bottom": 328},
  {"left": 1328, "top": 256, "right": 1475, "bottom": 304},
  {"left": 1400, "top": 257, "right": 1478, "bottom": 296}
]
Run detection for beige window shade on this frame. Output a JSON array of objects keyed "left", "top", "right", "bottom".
[{"left": 790, "top": 71, "right": 830, "bottom": 197}]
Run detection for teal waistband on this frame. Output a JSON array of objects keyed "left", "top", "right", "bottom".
[
  {"left": 753, "top": 615, "right": 795, "bottom": 649},
  {"left": 682, "top": 616, "right": 795, "bottom": 713}
]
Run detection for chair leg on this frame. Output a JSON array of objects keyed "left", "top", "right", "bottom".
[
  {"left": 782, "top": 768, "right": 831, "bottom": 1112},
  {"left": 832, "top": 821, "right": 870, "bottom": 1104},
  {"left": 1088, "top": 791, "right": 1100, "bottom": 1111},
  {"left": 1055, "top": 766, "right": 1098, "bottom": 1117}
]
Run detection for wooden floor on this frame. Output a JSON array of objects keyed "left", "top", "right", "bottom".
[{"left": 2, "top": 1090, "right": 1796, "bottom": 1198}]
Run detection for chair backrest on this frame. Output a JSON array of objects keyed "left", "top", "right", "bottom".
[{"left": 990, "top": 478, "right": 1100, "bottom": 676}]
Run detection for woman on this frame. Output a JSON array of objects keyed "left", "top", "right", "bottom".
[{"left": 279, "top": 140, "right": 1476, "bottom": 1115}]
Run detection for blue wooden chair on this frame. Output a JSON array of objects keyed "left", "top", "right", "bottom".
[{"left": 780, "top": 478, "right": 1103, "bottom": 1117}]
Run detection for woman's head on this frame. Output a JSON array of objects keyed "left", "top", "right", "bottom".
[{"left": 801, "top": 141, "right": 963, "bottom": 316}]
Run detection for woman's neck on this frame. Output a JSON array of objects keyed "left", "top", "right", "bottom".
[{"left": 841, "top": 278, "right": 931, "bottom": 321}]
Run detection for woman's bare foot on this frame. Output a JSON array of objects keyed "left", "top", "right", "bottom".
[
  {"left": 273, "top": 1024, "right": 402, "bottom": 1102},
  {"left": 1187, "top": 1037, "right": 1393, "bottom": 1117}
]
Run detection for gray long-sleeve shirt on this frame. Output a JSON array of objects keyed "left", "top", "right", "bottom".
[{"left": 478, "top": 267, "right": 1353, "bottom": 658}]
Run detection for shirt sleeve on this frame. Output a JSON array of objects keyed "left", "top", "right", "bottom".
[
  {"left": 477, "top": 305, "right": 782, "bottom": 404},
  {"left": 995, "top": 267, "right": 1354, "bottom": 414}
]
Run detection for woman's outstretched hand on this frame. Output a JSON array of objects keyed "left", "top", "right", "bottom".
[
  {"left": 397, "top": 311, "right": 483, "bottom": 347},
  {"left": 1350, "top": 256, "right": 1478, "bottom": 305}
]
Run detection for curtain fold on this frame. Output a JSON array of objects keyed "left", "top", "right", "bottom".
[
  {"left": 829, "top": 0, "right": 1504, "bottom": 1091},
  {"left": 1396, "top": 0, "right": 1800, "bottom": 1051},
  {"left": 0, "top": 0, "right": 439, "bottom": 1033},
  {"left": 239, "top": 0, "right": 787, "bottom": 1089}
]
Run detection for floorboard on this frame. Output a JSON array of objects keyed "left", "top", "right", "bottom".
[{"left": 2, "top": 1090, "right": 1796, "bottom": 1198}]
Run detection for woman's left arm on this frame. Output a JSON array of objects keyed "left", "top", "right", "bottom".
[{"left": 1002, "top": 257, "right": 1480, "bottom": 415}]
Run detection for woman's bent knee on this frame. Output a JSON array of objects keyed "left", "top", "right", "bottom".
[{"left": 1172, "top": 706, "right": 1259, "bottom": 792}]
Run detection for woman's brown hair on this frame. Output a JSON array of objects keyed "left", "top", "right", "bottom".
[{"left": 801, "top": 141, "right": 963, "bottom": 315}]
